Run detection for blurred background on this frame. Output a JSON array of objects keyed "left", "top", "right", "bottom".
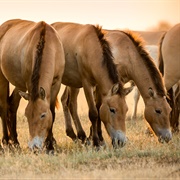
[
  {"left": 1, "top": 0, "right": 179, "bottom": 115},
  {"left": 0, "top": 0, "right": 179, "bottom": 31}
]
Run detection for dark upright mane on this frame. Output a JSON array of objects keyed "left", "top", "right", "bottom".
[
  {"left": 93, "top": 25, "right": 124, "bottom": 96},
  {"left": 158, "top": 32, "right": 166, "bottom": 76},
  {"left": 121, "top": 30, "right": 166, "bottom": 96},
  {"left": 31, "top": 22, "right": 46, "bottom": 101}
]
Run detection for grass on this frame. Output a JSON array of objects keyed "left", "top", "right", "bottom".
[{"left": 0, "top": 110, "right": 179, "bottom": 179}]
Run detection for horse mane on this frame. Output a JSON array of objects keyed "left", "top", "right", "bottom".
[
  {"left": 93, "top": 25, "right": 124, "bottom": 95},
  {"left": 31, "top": 22, "right": 46, "bottom": 101},
  {"left": 121, "top": 30, "right": 166, "bottom": 96},
  {"left": 158, "top": 32, "right": 166, "bottom": 76}
]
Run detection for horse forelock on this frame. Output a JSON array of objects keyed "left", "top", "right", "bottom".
[
  {"left": 31, "top": 22, "right": 46, "bottom": 101},
  {"left": 122, "top": 30, "right": 166, "bottom": 96},
  {"left": 93, "top": 25, "right": 124, "bottom": 96}
]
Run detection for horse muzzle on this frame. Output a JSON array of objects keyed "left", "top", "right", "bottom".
[
  {"left": 28, "top": 136, "right": 44, "bottom": 150},
  {"left": 157, "top": 129, "right": 172, "bottom": 143},
  {"left": 110, "top": 129, "right": 127, "bottom": 148}
]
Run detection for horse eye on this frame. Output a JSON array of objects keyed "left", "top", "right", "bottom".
[
  {"left": 110, "top": 107, "right": 116, "bottom": 114},
  {"left": 155, "top": 109, "right": 162, "bottom": 114},
  {"left": 40, "top": 113, "right": 46, "bottom": 119}
]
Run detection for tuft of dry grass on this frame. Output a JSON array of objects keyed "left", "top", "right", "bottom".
[
  {"left": 0, "top": 87, "right": 179, "bottom": 179},
  {"left": 0, "top": 109, "right": 179, "bottom": 179}
]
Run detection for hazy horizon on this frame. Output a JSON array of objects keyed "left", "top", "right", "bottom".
[{"left": 0, "top": 0, "right": 179, "bottom": 31}]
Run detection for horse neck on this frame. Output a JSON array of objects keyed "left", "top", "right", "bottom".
[
  {"left": 117, "top": 53, "right": 157, "bottom": 102},
  {"left": 96, "top": 75, "right": 115, "bottom": 97},
  {"left": 131, "top": 62, "right": 156, "bottom": 101}
]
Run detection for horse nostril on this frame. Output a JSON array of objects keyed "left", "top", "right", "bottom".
[{"left": 158, "top": 136, "right": 165, "bottom": 143}]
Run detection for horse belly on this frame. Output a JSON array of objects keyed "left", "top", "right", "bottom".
[
  {"left": 62, "top": 70, "right": 82, "bottom": 88},
  {"left": 163, "top": 46, "right": 180, "bottom": 90},
  {"left": 61, "top": 55, "right": 83, "bottom": 88},
  {"left": 1, "top": 55, "right": 26, "bottom": 89}
]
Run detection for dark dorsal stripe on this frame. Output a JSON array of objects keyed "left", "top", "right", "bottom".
[
  {"left": 93, "top": 25, "right": 124, "bottom": 96},
  {"left": 31, "top": 23, "right": 46, "bottom": 101},
  {"left": 121, "top": 30, "right": 166, "bottom": 96}
]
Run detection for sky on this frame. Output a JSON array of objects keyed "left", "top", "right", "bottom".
[{"left": 0, "top": 0, "right": 179, "bottom": 31}]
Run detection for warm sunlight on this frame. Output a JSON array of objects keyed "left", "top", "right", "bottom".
[{"left": 0, "top": 0, "right": 179, "bottom": 30}]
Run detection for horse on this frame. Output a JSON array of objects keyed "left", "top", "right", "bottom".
[
  {"left": 51, "top": 22, "right": 134, "bottom": 148},
  {"left": 61, "top": 30, "right": 172, "bottom": 145},
  {"left": 0, "top": 19, "right": 65, "bottom": 150},
  {"left": 159, "top": 23, "right": 180, "bottom": 132},
  {"left": 131, "top": 30, "right": 166, "bottom": 122}
]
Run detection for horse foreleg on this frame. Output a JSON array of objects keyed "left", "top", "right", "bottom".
[
  {"left": 8, "top": 87, "right": 21, "bottom": 147},
  {"left": 82, "top": 82, "right": 99, "bottom": 147},
  {"left": 0, "top": 73, "right": 9, "bottom": 147},
  {"left": 93, "top": 86, "right": 104, "bottom": 144},
  {"left": 45, "top": 82, "right": 61, "bottom": 152},
  {"left": 68, "top": 87, "right": 87, "bottom": 143},
  {"left": 168, "top": 85, "right": 180, "bottom": 132},
  {"left": 131, "top": 86, "right": 140, "bottom": 121}
]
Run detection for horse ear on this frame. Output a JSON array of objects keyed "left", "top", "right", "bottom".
[
  {"left": 111, "top": 83, "right": 119, "bottom": 95},
  {"left": 148, "top": 87, "right": 154, "bottom": 97},
  {"left": 124, "top": 85, "right": 134, "bottom": 95},
  {"left": 19, "top": 91, "right": 30, "bottom": 100},
  {"left": 39, "top": 87, "right": 46, "bottom": 100}
]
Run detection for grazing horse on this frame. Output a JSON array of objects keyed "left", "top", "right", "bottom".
[
  {"left": 159, "top": 23, "right": 180, "bottom": 132},
  {"left": 51, "top": 22, "right": 133, "bottom": 147},
  {"left": 61, "top": 30, "right": 172, "bottom": 145},
  {"left": 0, "top": 19, "right": 65, "bottom": 150}
]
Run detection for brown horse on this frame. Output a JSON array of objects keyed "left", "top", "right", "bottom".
[
  {"left": 51, "top": 22, "right": 133, "bottom": 147},
  {"left": 159, "top": 23, "right": 180, "bottom": 132},
  {"left": 61, "top": 30, "right": 172, "bottom": 145},
  {"left": 0, "top": 19, "right": 65, "bottom": 150}
]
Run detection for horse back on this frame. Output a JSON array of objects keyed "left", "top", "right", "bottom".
[
  {"left": 0, "top": 19, "right": 64, "bottom": 89},
  {"left": 160, "top": 23, "right": 180, "bottom": 90}
]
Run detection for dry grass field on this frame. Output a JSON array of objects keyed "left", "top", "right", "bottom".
[{"left": 0, "top": 86, "right": 179, "bottom": 179}]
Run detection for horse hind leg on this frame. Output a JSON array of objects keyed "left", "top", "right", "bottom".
[
  {"left": 131, "top": 86, "right": 141, "bottom": 121},
  {"left": 61, "top": 86, "right": 77, "bottom": 141},
  {"left": 68, "top": 87, "right": 87, "bottom": 143}
]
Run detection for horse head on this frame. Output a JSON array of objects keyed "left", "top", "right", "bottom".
[
  {"left": 144, "top": 87, "right": 172, "bottom": 143},
  {"left": 19, "top": 87, "right": 52, "bottom": 150},
  {"left": 99, "top": 83, "right": 133, "bottom": 148}
]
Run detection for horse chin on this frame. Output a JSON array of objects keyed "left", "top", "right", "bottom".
[
  {"left": 28, "top": 136, "right": 45, "bottom": 151},
  {"left": 106, "top": 125, "right": 127, "bottom": 148}
]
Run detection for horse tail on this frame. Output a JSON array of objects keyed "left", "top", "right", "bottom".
[
  {"left": 31, "top": 21, "right": 46, "bottom": 101},
  {"left": 158, "top": 32, "right": 166, "bottom": 76}
]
